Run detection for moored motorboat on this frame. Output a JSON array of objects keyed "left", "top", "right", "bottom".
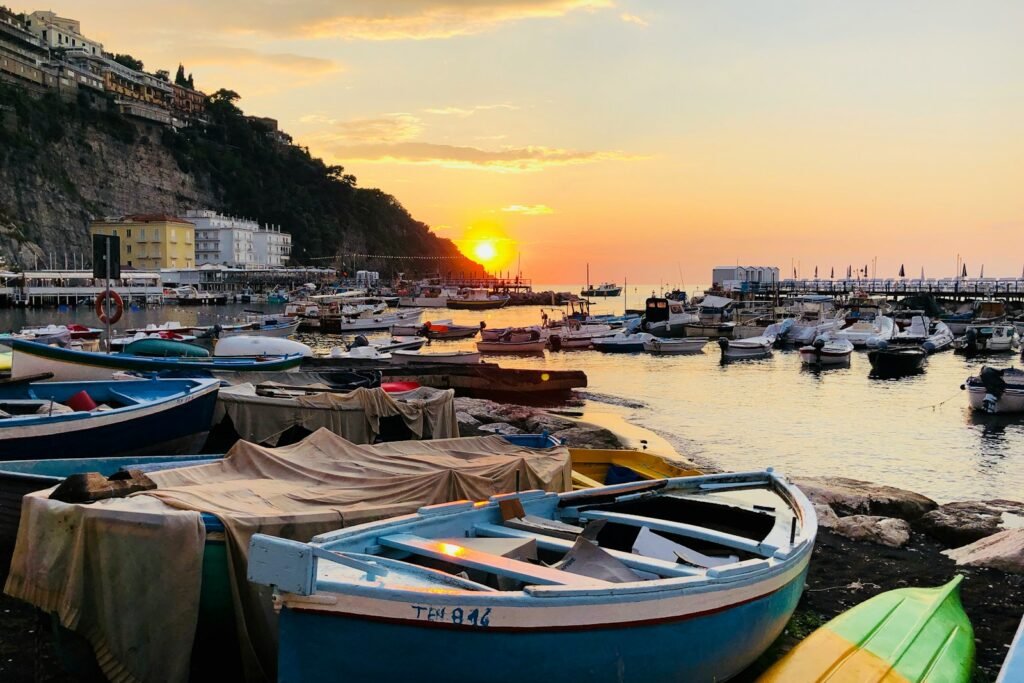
[
  {"left": 446, "top": 289, "right": 510, "bottom": 310},
  {"left": 21, "top": 324, "right": 102, "bottom": 341},
  {"left": 798, "top": 336, "right": 854, "bottom": 366},
  {"left": 836, "top": 313, "right": 895, "bottom": 348},
  {"left": 759, "top": 577, "right": 973, "bottom": 683},
  {"left": 0, "top": 377, "right": 220, "bottom": 460},
  {"left": 220, "top": 316, "right": 300, "bottom": 338},
  {"left": 11, "top": 339, "right": 305, "bottom": 381},
  {"left": 580, "top": 282, "right": 622, "bottom": 297},
  {"left": 718, "top": 333, "right": 775, "bottom": 361},
  {"left": 868, "top": 344, "right": 926, "bottom": 377},
  {"left": 962, "top": 366, "right": 1024, "bottom": 414},
  {"left": 248, "top": 469, "right": 817, "bottom": 683},
  {"left": 955, "top": 324, "right": 1018, "bottom": 356},
  {"left": 941, "top": 299, "right": 1006, "bottom": 336},
  {"left": 641, "top": 297, "right": 699, "bottom": 338},
  {"left": 476, "top": 338, "right": 546, "bottom": 354},
  {"left": 643, "top": 337, "right": 707, "bottom": 355},
  {"left": 419, "top": 320, "right": 483, "bottom": 340},
  {"left": 591, "top": 332, "right": 656, "bottom": 353},
  {"left": 887, "top": 315, "right": 955, "bottom": 353}
]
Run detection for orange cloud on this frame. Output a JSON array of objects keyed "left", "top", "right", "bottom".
[
  {"left": 423, "top": 104, "right": 520, "bottom": 117},
  {"left": 501, "top": 204, "right": 554, "bottom": 215},
  {"left": 304, "top": 113, "right": 424, "bottom": 143},
  {"left": 620, "top": 13, "right": 649, "bottom": 27},
  {"left": 165, "top": 44, "right": 340, "bottom": 74},
  {"left": 322, "top": 141, "right": 644, "bottom": 172}
]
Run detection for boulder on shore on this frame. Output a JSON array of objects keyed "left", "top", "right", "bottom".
[
  {"left": 832, "top": 515, "right": 912, "bottom": 548},
  {"left": 549, "top": 426, "right": 621, "bottom": 449},
  {"left": 793, "top": 476, "right": 937, "bottom": 521},
  {"left": 916, "top": 500, "right": 1024, "bottom": 547},
  {"left": 477, "top": 422, "right": 523, "bottom": 436},
  {"left": 943, "top": 529, "right": 1024, "bottom": 574}
]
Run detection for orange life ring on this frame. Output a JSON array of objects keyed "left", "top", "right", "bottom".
[{"left": 95, "top": 290, "right": 124, "bottom": 325}]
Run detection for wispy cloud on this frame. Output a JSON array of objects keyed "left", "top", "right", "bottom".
[
  {"left": 303, "top": 113, "right": 424, "bottom": 143},
  {"left": 180, "top": 45, "right": 340, "bottom": 74},
  {"left": 619, "top": 12, "right": 649, "bottom": 27},
  {"left": 423, "top": 103, "right": 521, "bottom": 117},
  {"left": 322, "top": 141, "right": 644, "bottom": 172},
  {"left": 501, "top": 204, "right": 555, "bottom": 215}
]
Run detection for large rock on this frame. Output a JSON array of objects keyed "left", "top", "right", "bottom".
[
  {"left": 523, "top": 413, "right": 577, "bottom": 434},
  {"left": 550, "top": 426, "right": 621, "bottom": 449},
  {"left": 455, "top": 411, "right": 482, "bottom": 436},
  {"left": 832, "top": 515, "right": 912, "bottom": 548},
  {"left": 477, "top": 422, "right": 523, "bottom": 436},
  {"left": 814, "top": 503, "right": 840, "bottom": 530},
  {"left": 793, "top": 476, "right": 937, "bottom": 521},
  {"left": 943, "top": 529, "right": 1024, "bottom": 573},
  {"left": 916, "top": 500, "right": 1024, "bottom": 547},
  {"left": 453, "top": 397, "right": 502, "bottom": 424}
]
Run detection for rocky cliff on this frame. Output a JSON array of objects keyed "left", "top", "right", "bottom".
[{"left": 0, "top": 85, "right": 476, "bottom": 274}]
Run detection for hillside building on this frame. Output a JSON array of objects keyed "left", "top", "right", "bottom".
[
  {"left": 25, "top": 11, "right": 102, "bottom": 56},
  {"left": 0, "top": 7, "right": 52, "bottom": 90},
  {"left": 186, "top": 210, "right": 291, "bottom": 268},
  {"left": 90, "top": 214, "right": 195, "bottom": 269},
  {"left": 711, "top": 265, "right": 780, "bottom": 290}
]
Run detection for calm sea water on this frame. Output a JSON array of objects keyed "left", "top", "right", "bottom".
[{"left": 2, "top": 284, "right": 1020, "bottom": 503}]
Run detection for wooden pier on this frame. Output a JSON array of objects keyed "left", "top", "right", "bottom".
[{"left": 771, "top": 278, "right": 1024, "bottom": 303}]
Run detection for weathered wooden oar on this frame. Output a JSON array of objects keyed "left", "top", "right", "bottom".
[{"left": 759, "top": 576, "right": 974, "bottom": 682}]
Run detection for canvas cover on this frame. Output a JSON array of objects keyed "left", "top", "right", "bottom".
[
  {"left": 214, "top": 384, "right": 458, "bottom": 445},
  {"left": 4, "top": 430, "right": 571, "bottom": 683}
]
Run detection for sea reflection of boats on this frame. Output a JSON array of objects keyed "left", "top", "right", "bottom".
[
  {"left": 962, "top": 366, "right": 1024, "bottom": 414},
  {"left": 868, "top": 345, "right": 926, "bottom": 377},
  {"left": 249, "top": 469, "right": 817, "bottom": 683}
]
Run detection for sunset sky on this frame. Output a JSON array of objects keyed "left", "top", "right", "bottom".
[{"left": 42, "top": 1, "right": 1024, "bottom": 284}]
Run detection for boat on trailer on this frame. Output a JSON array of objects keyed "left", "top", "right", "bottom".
[{"left": 248, "top": 469, "right": 817, "bottom": 683}]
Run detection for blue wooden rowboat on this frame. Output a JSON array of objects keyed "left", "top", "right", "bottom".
[
  {"left": 249, "top": 469, "right": 817, "bottom": 683},
  {"left": 1000, "top": 615, "right": 1024, "bottom": 683},
  {"left": 10, "top": 338, "right": 303, "bottom": 382},
  {"left": 0, "top": 377, "right": 220, "bottom": 460}
]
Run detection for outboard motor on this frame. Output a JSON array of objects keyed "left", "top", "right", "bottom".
[
  {"left": 549, "top": 334, "right": 562, "bottom": 351},
  {"left": 352, "top": 335, "right": 369, "bottom": 348},
  {"left": 812, "top": 336, "right": 827, "bottom": 350},
  {"left": 962, "top": 328, "right": 979, "bottom": 357},
  {"left": 922, "top": 340, "right": 936, "bottom": 354},
  {"left": 717, "top": 338, "right": 730, "bottom": 351},
  {"left": 875, "top": 340, "right": 889, "bottom": 351},
  {"left": 979, "top": 366, "right": 1007, "bottom": 414}
]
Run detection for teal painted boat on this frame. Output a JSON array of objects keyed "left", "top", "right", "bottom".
[
  {"left": 759, "top": 577, "right": 974, "bottom": 682},
  {"left": 11, "top": 338, "right": 303, "bottom": 381},
  {"left": 123, "top": 338, "right": 211, "bottom": 358}
]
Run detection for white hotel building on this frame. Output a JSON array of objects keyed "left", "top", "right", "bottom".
[{"left": 186, "top": 210, "right": 292, "bottom": 268}]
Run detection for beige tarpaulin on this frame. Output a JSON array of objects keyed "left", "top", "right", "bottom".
[
  {"left": 5, "top": 430, "right": 571, "bottom": 683},
  {"left": 215, "top": 384, "right": 458, "bottom": 445}
]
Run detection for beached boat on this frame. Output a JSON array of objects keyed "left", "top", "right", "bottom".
[
  {"left": 592, "top": 331, "right": 656, "bottom": 353},
  {"left": 718, "top": 334, "right": 774, "bottom": 361},
  {"left": 643, "top": 337, "right": 707, "bottom": 355},
  {"left": 446, "top": 288, "right": 510, "bottom": 310},
  {"left": 868, "top": 345, "right": 926, "bottom": 377},
  {"left": 248, "top": 469, "right": 817, "bottom": 683},
  {"left": 21, "top": 324, "right": 102, "bottom": 341},
  {"left": 10, "top": 339, "right": 304, "bottom": 381},
  {"left": 0, "top": 377, "right": 219, "bottom": 460},
  {"left": 390, "top": 349, "right": 482, "bottom": 365},
  {"left": 962, "top": 366, "right": 1024, "bottom": 414},
  {"left": 955, "top": 324, "right": 1018, "bottom": 356},
  {"left": 759, "top": 576, "right": 973, "bottom": 683},
  {"left": 213, "top": 336, "right": 313, "bottom": 358},
  {"left": 1000, "top": 614, "right": 1024, "bottom": 682},
  {"left": 642, "top": 297, "right": 699, "bottom": 337},
  {"left": 565, "top": 446, "right": 701, "bottom": 488},
  {"left": 477, "top": 338, "right": 547, "bottom": 354},
  {"left": 123, "top": 338, "right": 209, "bottom": 358},
  {"left": 798, "top": 337, "right": 854, "bottom": 366}
]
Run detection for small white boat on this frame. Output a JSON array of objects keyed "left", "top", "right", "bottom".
[
  {"left": 643, "top": 337, "right": 707, "bottom": 355},
  {"left": 109, "top": 331, "right": 198, "bottom": 351},
  {"left": 214, "top": 336, "right": 313, "bottom": 358},
  {"left": 799, "top": 337, "right": 854, "bottom": 366},
  {"left": 592, "top": 332, "right": 657, "bottom": 353},
  {"left": 836, "top": 315, "right": 895, "bottom": 348},
  {"left": 955, "top": 324, "right": 1018, "bottom": 355},
  {"left": 390, "top": 349, "right": 482, "bottom": 365},
  {"left": 718, "top": 334, "right": 774, "bottom": 361},
  {"left": 886, "top": 316, "right": 955, "bottom": 353},
  {"left": 963, "top": 366, "right": 1024, "bottom": 413},
  {"left": 328, "top": 346, "right": 392, "bottom": 362},
  {"left": 482, "top": 326, "right": 549, "bottom": 342},
  {"left": 476, "top": 339, "right": 547, "bottom": 354}
]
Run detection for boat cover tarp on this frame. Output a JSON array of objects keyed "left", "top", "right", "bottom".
[
  {"left": 4, "top": 430, "right": 571, "bottom": 683},
  {"left": 215, "top": 384, "right": 457, "bottom": 445},
  {"left": 699, "top": 295, "right": 734, "bottom": 310}
]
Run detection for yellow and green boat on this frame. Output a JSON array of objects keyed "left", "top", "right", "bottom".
[
  {"left": 568, "top": 447, "right": 702, "bottom": 488},
  {"left": 760, "top": 576, "right": 974, "bottom": 682}
]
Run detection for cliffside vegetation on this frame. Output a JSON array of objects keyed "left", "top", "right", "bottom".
[{"left": 0, "top": 82, "right": 480, "bottom": 275}]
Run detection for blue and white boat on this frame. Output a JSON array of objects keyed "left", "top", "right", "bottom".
[
  {"left": 999, "top": 614, "right": 1024, "bottom": 682},
  {"left": 10, "top": 338, "right": 304, "bottom": 382},
  {"left": 249, "top": 469, "right": 817, "bottom": 683},
  {"left": 0, "top": 377, "right": 220, "bottom": 460}
]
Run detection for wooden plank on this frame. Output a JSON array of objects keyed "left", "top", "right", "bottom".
[
  {"left": 578, "top": 510, "right": 777, "bottom": 557},
  {"left": 379, "top": 533, "right": 608, "bottom": 586},
  {"left": 473, "top": 523, "right": 700, "bottom": 578}
]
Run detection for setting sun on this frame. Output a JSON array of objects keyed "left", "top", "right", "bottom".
[{"left": 473, "top": 241, "right": 497, "bottom": 263}]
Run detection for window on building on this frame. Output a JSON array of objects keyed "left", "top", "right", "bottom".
[
  {"left": 170, "top": 229, "right": 176, "bottom": 242},
  {"left": 126, "top": 228, "right": 131, "bottom": 237},
  {"left": 139, "top": 228, "right": 144, "bottom": 240},
  {"left": 126, "top": 245, "right": 132, "bottom": 254}
]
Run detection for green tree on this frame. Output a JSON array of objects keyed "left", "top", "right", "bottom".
[
  {"left": 112, "top": 53, "right": 144, "bottom": 71},
  {"left": 174, "top": 64, "right": 188, "bottom": 87}
]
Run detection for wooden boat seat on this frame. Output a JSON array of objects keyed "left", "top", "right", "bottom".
[
  {"left": 473, "top": 523, "right": 701, "bottom": 578},
  {"left": 578, "top": 510, "right": 777, "bottom": 557},
  {"left": 378, "top": 533, "right": 610, "bottom": 586}
]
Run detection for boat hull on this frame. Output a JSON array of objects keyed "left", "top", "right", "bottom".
[
  {"left": 0, "top": 380, "right": 219, "bottom": 460},
  {"left": 446, "top": 298, "right": 510, "bottom": 310},
  {"left": 476, "top": 340, "right": 546, "bottom": 353},
  {"left": 868, "top": 349, "right": 926, "bottom": 376},
  {"left": 277, "top": 563, "right": 808, "bottom": 683},
  {"left": 643, "top": 338, "right": 706, "bottom": 354},
  {"left": 798, "top": 347, "right": 852, "bottom": 366},
  {"left": 965, "top": 386, "right": 1024, "bottom": 414}
]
